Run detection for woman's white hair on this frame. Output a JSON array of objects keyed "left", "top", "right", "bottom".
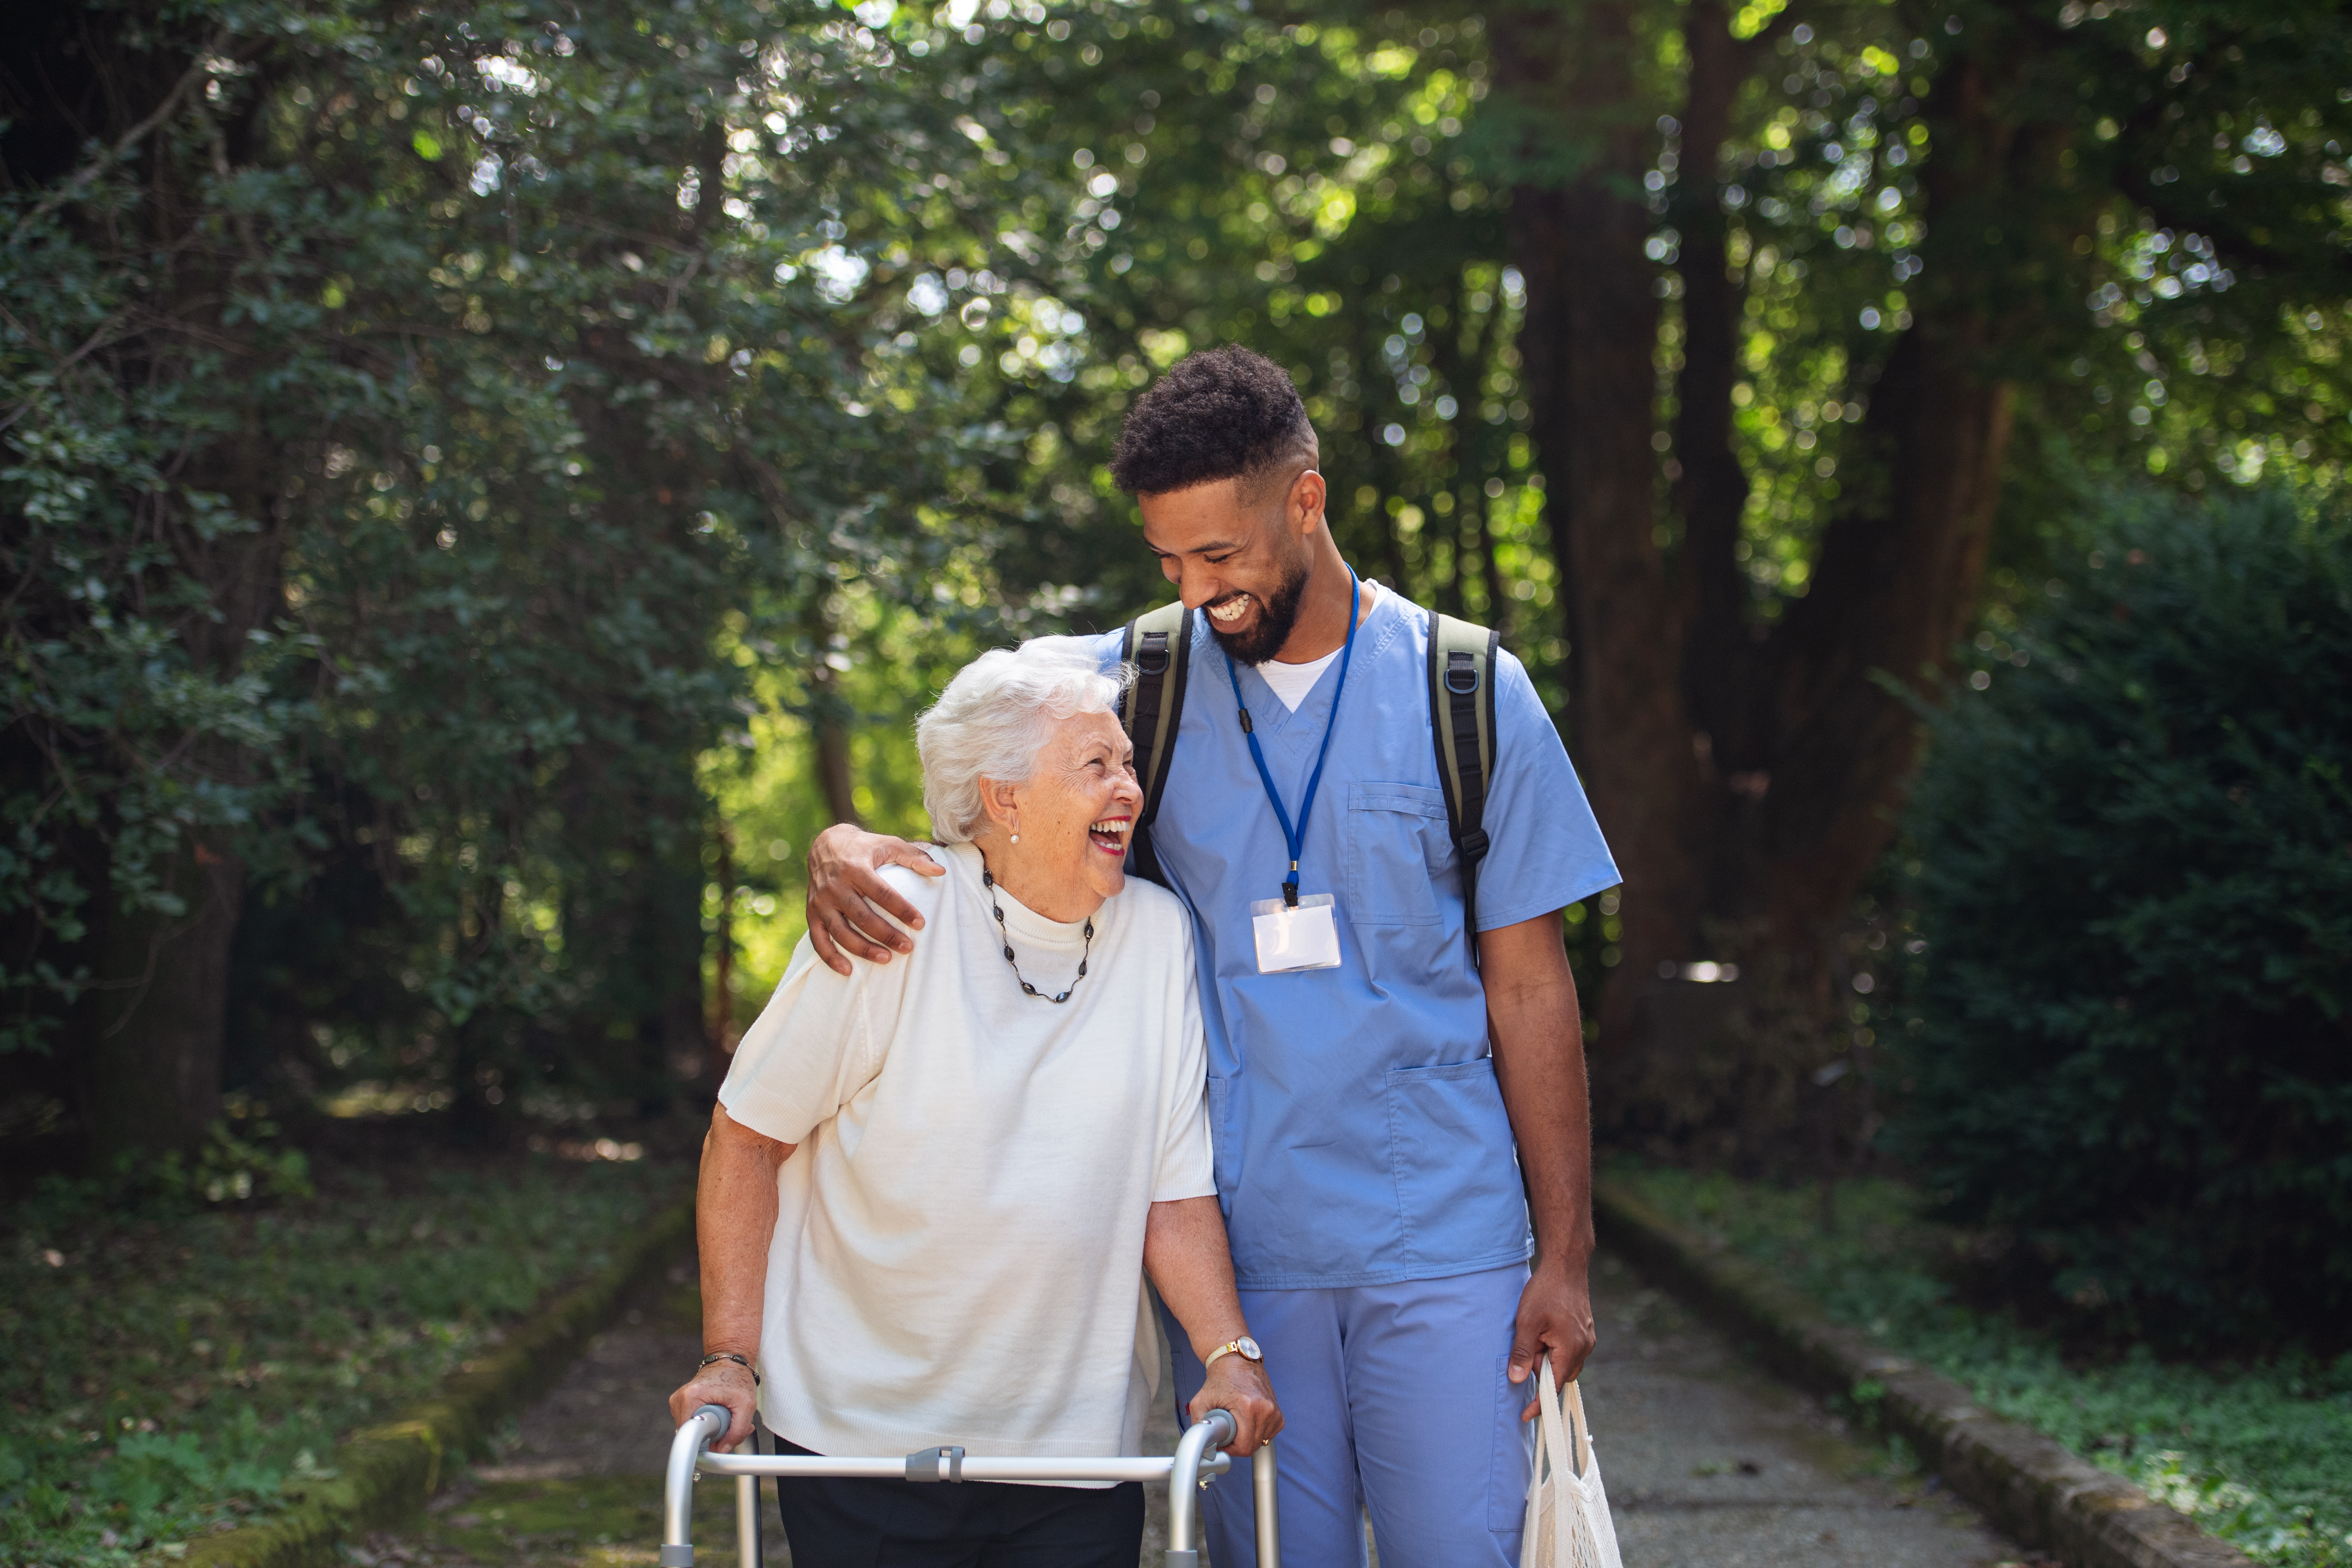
[{"left": 917, "top": 637, "right": 1132, "bottom": 843}]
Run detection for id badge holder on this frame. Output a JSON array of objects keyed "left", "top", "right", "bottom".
[{"left": 1251, "top": 894, "right": 1342, "bottom": 973}]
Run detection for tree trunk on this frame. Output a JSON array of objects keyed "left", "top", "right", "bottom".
[
  {"left": 61, "top": 24, "right": 284, "bottom": 1161},
  {"left": 85, "top": 842, "right": 244, "bottom": 1163},
  {"left": 1710, "top": 51, "right": 2020, "bottom": 950},
  {"left": 1494, "top": 5, "right": 2023, "bottom": 1127},
  {"left": 808, "top": 608, "right": 863, "bottom": 828},
  {"left": 710, "top": 820, "right": 737, "bottom": 1072},
  {"left": 1495, "top": 0, "right": 1711, "bottom": 1056}
]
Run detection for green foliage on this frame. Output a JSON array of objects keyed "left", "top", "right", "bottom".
[
  {"left": 8, "top": 0, "right": 2351, "bottom": 1132},
  {"left": 136, "top": 1111, "right": 315, "bottom": 1209},
  {"left": 1613, "top": 1161, "right": 2352, "bottom": 1568},
  {"left": 0, "top": 1148, "right": 678, "bottom": 1568},
  {"left": 1, "top": 0, "right": 1049, "bottom": 1119},
  {"left": 1893, "top": 487, "right": 2352, "bottom": 1340}
]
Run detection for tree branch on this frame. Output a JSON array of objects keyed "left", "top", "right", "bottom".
[{"left": 11, "top": 31, "right": 235, "bottom": 238}]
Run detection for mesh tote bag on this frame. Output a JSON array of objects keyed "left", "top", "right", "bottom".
[{"left": 1519, "top": 1356, "right": 1623, "bottom": 1568}]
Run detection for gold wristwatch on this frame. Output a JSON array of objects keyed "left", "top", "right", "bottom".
[{"left": 1202, "top": 1335, "right": 1263, "bottom": 1371}]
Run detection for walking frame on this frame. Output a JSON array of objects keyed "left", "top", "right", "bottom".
[{"left": 663, "top": 1404, "right": 1280, "bottom": 1568}]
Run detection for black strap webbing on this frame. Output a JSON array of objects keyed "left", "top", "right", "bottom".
[
  {"left": 1118, "top": 602, "right": 1192, "bottom": 887},
  {"left": 1429, "top": 614, "right": 1500, "bottom": 966}
]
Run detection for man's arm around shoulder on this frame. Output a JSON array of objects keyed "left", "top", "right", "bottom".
[
  {"left": 805, "top": 823, "right": 943, "bottom": 975},
  {"left": 1482, "top": 911, "right": 1599, "bottom": 1418}
]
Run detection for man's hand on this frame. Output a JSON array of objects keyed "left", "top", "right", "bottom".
[
  {"left": 1507, "top": 1256, "right": 1597, "bottom": 1421},
  {"left": 805, "top": 823, "right": 943, "bottom": 975},
  {"left": 1186, "top": 1355, "right": 1284, "bottom": 1456},
  {"left": 667, "top": 1356, "right": 760, "bottom": 1453}
]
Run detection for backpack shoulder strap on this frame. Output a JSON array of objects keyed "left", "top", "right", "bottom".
[
  {"left": 1118, "top": 602, "right": 1192, "bottom": 885},
  {"left": 1428, "top": 612, "right": 1500, "bottom": 964}
]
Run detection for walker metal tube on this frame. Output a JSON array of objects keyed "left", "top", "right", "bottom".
[
  {"left": 662, "top": 1405, "right": 730, "bottom": 1568},
  {"left": 694, "top": 1451, "right": 1229, "bottom": 1482},
  {"left": 664, "top": 1407, "right": 1264, "bottom": 1568},
  {"left": 1253, "top": 1440, "right": 1281, "bottom": 1568},
  {"left": 1164, "top": 1408, "right": 1236, "bottom": 1568},
  {"left": 735, "top": 1472, "right": 760, "bottom": 1568}
]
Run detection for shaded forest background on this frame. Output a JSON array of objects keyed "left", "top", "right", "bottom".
[{"left": 4, "top": 0, "right": 2348, "bottom": 1176}]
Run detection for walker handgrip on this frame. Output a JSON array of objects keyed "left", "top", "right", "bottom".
[{"left": 661, "top": 1404, "right": 731, "bottom": 1568}]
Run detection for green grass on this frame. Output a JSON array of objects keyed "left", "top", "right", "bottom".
[
  {"left": 1608, "top": 1161, "right": 2352, "bottom": 1568},
  {"left": 0, "top": 1143, "right": 685, "bottom": 1568}
]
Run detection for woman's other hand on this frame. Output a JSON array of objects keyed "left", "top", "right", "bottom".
[
  {"left": 1187, "top": 1355, "right": 1283, "bottom": 1456},
  {"left": 805, "top": 824, "right": 943, "bottom": 975},
  {"left": 667, "top": 1356, "right": 760, "bottom": 1453}
]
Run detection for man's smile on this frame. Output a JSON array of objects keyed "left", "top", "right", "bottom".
[{"left": 1207, "top": 594, "right": 1252, "bottom": 624}]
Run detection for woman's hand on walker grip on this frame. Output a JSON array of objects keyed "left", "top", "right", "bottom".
[
  {"left": 668, "top": 1357, "right": 760, "bottom": 1453},
  {"left": 805, "top": 823, "right": 944, "bottom": 975},
  {"left": 1187, "top": 1355, "right": 1283, "bottom": 1456}
]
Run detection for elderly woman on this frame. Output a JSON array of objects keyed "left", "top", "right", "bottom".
[{"left": 668, "top": 637, "right": 1279, "bottom": 1568}]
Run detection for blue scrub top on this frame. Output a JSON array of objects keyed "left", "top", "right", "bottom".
[{"left": 1086, "top": 588, "right": 1619, "bottom": 1290}]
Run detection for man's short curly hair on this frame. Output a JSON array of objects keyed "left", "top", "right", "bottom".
[{"left": 1109, "top": 345, "right": 1316, "bottom": 498}]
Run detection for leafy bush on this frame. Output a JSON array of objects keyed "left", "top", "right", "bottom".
[{"left": 1895, "top": 487, "right": 2352, "bottom": 1342}]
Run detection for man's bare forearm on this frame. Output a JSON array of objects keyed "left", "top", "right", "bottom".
[{"left": 1482, "top": 913, "right": 1595, "bottom": 1268}]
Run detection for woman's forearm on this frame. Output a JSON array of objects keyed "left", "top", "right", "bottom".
[
  {"left": 698, "top": 1104, "right": 790, "bottom": 1359},
  {"left": 670, "top": 1104, "right": 791, "bottom": 1451},
  {"left": 1143, "top": 1196, "right": 1250, "bottom": 1357},
  {"left": 1144, "top": 1196, "right": 1282, "bottom": 1453}
]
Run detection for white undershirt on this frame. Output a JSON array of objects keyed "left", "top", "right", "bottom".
[
  {"left": 719, "top": 842, "right": 1213, "bottom": 1475},
  {"left": 1255, "top": 581, "right": 1378, "bottom": 710},
  {"left": 1256, "top": 647, "right": 1339, "bottom": 710}
]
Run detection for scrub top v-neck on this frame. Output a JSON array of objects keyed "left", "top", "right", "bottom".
[{"left": 1086, "top": 588, "right": 1618, "bottom": 1291}]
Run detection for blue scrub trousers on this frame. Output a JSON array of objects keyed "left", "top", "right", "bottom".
[{"left": 1164, "top": 1263, "right": 1531, "bottom": 1568}]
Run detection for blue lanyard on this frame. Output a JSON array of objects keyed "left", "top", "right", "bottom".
[{"left": 1224, "top": 565, "right": 1361, "bottom": 907}]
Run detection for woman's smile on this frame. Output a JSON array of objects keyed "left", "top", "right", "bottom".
[{"left": 1087, "top": 814, "right": 1132, "bottom": 855}]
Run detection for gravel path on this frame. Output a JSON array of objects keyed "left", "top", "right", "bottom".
[{"left": 360, "top": 1247, "right": 2040, "bottom": 1568}]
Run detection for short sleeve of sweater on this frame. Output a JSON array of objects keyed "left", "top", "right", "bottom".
[
  {"left": 718, "top": 863, "right": 932, "bottom": 1146},
  {"left": 1151, "top": 919, "right": 1217, "bottom": 1203}
]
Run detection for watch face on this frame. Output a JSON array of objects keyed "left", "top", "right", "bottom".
[{"left": 1236, "top": 1336, "right": 1262, "bottom": 1361}]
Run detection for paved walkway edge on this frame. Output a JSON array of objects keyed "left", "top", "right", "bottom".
[
  {"left": 1592, "top": 1179, "right": 2252, "bottom": 1568},
  {"left": 182, "top": 1195, "right": 697, "bottom": 1568}
]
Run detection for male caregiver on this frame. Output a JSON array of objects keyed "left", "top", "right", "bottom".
[{"left": 802, "top": 345, "right": 1621, "bottom": 1568}]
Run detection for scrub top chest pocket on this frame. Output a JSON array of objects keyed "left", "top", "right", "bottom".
[{"left": 1346, "top": 782, "right": 1450, "bottom": 926}]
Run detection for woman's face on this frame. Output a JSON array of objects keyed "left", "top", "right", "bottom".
[{"left": 985, "top": 709, "right": 1141, "bottom": 916}]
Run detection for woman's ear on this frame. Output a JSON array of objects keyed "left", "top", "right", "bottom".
[{"left": 976, "top": 774, "right": 1021, "bottom": 834}]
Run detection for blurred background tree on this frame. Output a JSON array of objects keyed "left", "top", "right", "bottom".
[{"left": 4, "top": 0, "right": 2348, "bottom": 1186}]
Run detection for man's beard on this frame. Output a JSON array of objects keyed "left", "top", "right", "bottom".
[{"left": 1205, "top": 555, "right": 1309, "bottom": 666}]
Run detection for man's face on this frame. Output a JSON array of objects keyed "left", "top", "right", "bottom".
[{"left": 1137, "top": 469, "right": 1318, "bottom": 666}]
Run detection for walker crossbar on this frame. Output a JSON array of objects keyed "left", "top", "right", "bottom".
[{"left": 663, "top": 1404, "right": 1280, "bottom": 1568}]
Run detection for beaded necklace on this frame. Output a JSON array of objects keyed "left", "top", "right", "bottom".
[{"left": 980, "top": 868, "right": 1095, "bottom": 1003}]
